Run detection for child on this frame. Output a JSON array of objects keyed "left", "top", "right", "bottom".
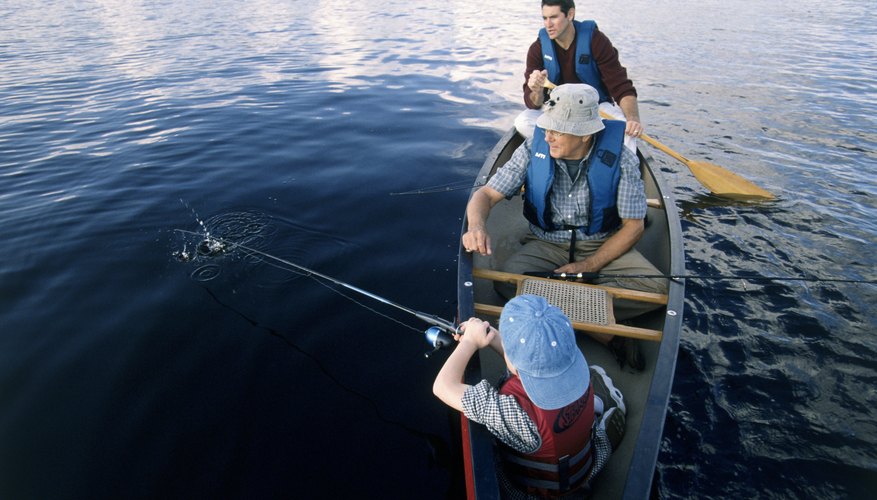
[{"left": 433, "top": 294, "right": 625, "bottom": 497}]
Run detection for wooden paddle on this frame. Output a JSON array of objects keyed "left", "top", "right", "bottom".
[{"left": 542, "top": 80, "right": 775, "bottom": 200}]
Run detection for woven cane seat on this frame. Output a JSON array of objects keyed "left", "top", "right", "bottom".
[{"left": 520, "top": 278, "right": 609, "bottom": 325}]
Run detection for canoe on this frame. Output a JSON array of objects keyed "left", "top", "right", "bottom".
[{"left": 454, "top": 127, "right": 686, "bottom": 498}]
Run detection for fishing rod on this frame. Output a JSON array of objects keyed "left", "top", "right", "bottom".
[
  {"left": 525, "top": 271, "right": 877, "bottom": 285},
  {"left": 175, "top": 229, "right": 458, "bottom": 356}
]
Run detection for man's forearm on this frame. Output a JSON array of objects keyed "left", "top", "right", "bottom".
[
  {"left": 466, "top": 188, "right": 497, "bottom": 230},
  {"left": 586, "top": 219, "right": 643, "bottom": 271},
  {"left": 618, "top": 95, "right": 640, "bottom": 123},
  {"left": 527, "top": 88, "right": 545, "bottom": 108}
]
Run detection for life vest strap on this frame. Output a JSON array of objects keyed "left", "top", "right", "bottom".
[
  {"left": 506, "top": 453, "right": 594, "bottom": 492},
  {"left": 565, "top": 225, "right": 577, "bottom": 264},
  {"left": 502, "top": 440, "right": 592, "bottom": 473}
]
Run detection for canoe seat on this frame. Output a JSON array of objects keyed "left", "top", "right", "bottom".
[
  {"left": 522, "top": 277, "right": 610, "bottom": 325},
  {"left": 472, "top": 268, "right": 666, "bottom": 341}
]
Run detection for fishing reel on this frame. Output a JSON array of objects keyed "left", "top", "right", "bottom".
[{"left": 423, "top": 326, "right": 456, "bottom": 358}]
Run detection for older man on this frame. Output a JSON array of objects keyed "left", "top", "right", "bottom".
[{"left": 463, "top": 84, "right": 665, "bottom": 369}]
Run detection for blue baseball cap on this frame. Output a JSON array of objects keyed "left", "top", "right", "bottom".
[{"left": 499, "top": 295, "right": 589, "bottom": 410}]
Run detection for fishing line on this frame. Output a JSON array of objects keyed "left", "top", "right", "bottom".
[
  {"left": 389, "top": 179, "right": 473, "bottom": 196},
  {"left": 174, "top": 229, "right": 458, "bottom": 352},
  {"left": 199, "top": 235, "right": 422, "bottom": 332},
  {"left": 236, "top": 248, "right": 425, "bottom": 333},
  {"left": 280, "top": 267, "right": 425, "bottom": 335},
  {"left": 529, "top": 271, "right": 876, "bottom": 285}
]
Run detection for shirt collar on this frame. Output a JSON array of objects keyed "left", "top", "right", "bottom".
[{"left": 557, "top": 141, "right": 595, "bottom": 170}]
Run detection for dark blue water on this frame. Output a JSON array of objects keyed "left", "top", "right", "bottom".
[{"left": 2, "top": 1, "right": 875, "bottom": 498}]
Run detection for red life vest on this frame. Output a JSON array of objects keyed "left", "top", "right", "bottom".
[{"left": 499, "top": 375, "right": 595, "bottom": 497}]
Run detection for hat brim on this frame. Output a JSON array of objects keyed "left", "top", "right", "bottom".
[
  {"left": 518, "top": 350, "right": 590, "bottom": 410},
  {"left": 536, "top": 114, "right": 605, "bottom": 138}
]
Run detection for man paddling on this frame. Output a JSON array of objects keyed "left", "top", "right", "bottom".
[{"left": 516, "top": 0, "right": 642, "bottom": 153}]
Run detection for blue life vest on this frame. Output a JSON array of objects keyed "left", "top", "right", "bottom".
[
  {"left": 523, "top": 120, "right": 626, "bottom": 235},
  {"left": 538, "top": 20, "right": 610, "bottom": 103}
]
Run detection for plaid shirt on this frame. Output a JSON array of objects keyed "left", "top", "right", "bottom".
[
  {"left": 486, "top": 137, "right": 646, "bottom": 243},
  {"left": 462, "top": 379, "right": 541, "bottom": 453}
]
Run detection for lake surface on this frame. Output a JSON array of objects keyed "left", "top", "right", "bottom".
[{"left": 1, "top": 0, "right": 875, "bottom": 498}]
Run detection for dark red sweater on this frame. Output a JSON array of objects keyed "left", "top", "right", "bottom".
[{"left": 523, "top": 26, "right": 637, "bottom": 109}]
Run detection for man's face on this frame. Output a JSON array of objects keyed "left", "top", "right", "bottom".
[
  {"left": 542, "top": 5, "right": 574, "bottom": 40},
  {"left": 545, "top": 129, "right": 591, "bottom": 161}
]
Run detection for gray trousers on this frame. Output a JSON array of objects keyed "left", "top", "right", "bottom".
[{"left": 498, "top": 234, "right": 668, "bottom": 321}]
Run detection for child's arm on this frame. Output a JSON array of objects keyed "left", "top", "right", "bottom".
[
  {"left": 485, "top": 323, "right": 504, "bottom": 357},
  {"left": 432, "top": 318, "right": 496, "bottom": 411}
]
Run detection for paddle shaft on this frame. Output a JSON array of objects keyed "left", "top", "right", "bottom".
[{"left": 595, "top": 110, "right": 689, "bottom": 162}]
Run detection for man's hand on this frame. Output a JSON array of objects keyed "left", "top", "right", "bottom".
[
  {"left": 527, "top": 69, "right": 549, "bottom": 93},
  {"left": 526, "top": 70, "right": 549, "bottom": 108},
  {"left": 462, "top": 225, "right": 492, "bottom": 256},
  {"left": 624, "top": 119, "right": 643, "bottom": 138},
  {"left": 554, "top": 257, "right": 600, "bottom": 277}
]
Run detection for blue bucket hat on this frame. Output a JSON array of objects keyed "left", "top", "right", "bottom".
[{"left": 499, "top": 295, "right": 589, "bottom": 410}]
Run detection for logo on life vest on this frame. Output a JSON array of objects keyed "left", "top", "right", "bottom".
[
  {"left": 553, "top": 395, "right": 589, "bottom": 433},
  {"left": 535, "top": 152, "right": 547, "bottom": 159}
]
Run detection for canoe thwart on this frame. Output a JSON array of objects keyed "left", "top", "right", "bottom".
[{"left": 472, "top": 268, "right": 665, "bottom": 341}]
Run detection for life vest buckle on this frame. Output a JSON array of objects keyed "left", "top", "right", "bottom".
[{"left": 597, "top": 149, "right": 617, "bottom": 168}]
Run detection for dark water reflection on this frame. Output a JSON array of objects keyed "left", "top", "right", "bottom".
[{"left": 1, "top": 0, "right": 875, "bottom": 498}]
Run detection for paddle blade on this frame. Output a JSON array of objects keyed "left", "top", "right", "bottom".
[{"left": 686, "top": 159, "right": 775, "bottom": 200}]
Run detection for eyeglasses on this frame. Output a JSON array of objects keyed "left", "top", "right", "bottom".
[{"left": 544, "top": 129, "right": 568, "bottom": 139}]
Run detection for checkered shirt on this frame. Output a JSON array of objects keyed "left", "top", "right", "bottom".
[
  {"left": 462, "top": 379, "right": 541, "bottom": 453},
  {"left": 485, "top": 137, "right": 646, "bottom": 243}
]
